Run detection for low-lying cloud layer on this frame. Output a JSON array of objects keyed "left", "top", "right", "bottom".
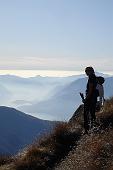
[{"left": 0, "top": 56, "right": 113, "bottom": 72}]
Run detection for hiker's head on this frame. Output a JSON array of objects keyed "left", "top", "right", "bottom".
[{"left": 85, "top": 67, "right": 95, "bottom": 76}]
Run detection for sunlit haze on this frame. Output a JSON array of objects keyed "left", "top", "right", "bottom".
[
  {"left": 0, "top": 70, "right": 83, "bottom": 77},
  {"left": 0, "top": 70, "right": 113, "bottom": 78}
]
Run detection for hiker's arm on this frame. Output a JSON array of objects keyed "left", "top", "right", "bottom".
[{"left": 85, "top": 83, "right": 94, "bottom": 101}]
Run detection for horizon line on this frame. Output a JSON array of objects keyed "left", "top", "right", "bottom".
[{"left": 0, "top": 69, "right": 113, "bottom": 78}]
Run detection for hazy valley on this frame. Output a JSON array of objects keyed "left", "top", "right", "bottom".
[{"left": 0, "top": 73, "right": 112, "bottom": 121}]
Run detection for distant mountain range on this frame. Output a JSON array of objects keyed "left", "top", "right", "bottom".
[
  {"left": 19, "top": 75, "right": 113, "bottom": 121},
  {"left": 0, "top": 73, "right": 112, "bottom": 121},
  {"left": 0, "top": 106, "right": 56, "bottom": 155},
  {"left": 18, "top": 78, "right": 86, "bottom": 121},
  {"left": 0, "top": 74, "right": 85, "bottom": 107}
]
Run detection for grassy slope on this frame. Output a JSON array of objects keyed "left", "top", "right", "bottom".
[
  {"left": 55, "top": 98, "right": 113, "bottom": 170},
  {"left": 0, "top": 98, "right": 113, "bottom": 170}
]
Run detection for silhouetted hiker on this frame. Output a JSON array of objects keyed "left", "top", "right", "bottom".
[{"left": 83, "top": 67, "right": 98, "bottom": 134}]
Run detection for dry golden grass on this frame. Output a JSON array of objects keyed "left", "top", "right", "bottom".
[
  {"left": 55, "top": 128, "right": 113, "bottom": 170},
  {"left": 12, "top": 122, "right": 81, "bottom": 170},
  {"left": 0, "top": 156, "right": 13, "bottom": 167},
  {"left": 55, "top": 98, "right": 113, "bottom": 170}
]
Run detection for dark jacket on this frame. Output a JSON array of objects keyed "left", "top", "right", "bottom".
[{"left": 86, "top": 74, "right": 97, "bottom": 103}]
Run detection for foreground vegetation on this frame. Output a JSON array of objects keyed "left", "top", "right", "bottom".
[{"left": 0, "top": 98, "right": 113, "bottom": 170}]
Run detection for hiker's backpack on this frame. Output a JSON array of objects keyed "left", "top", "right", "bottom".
[
  {"left": 95, "top": 76, "right": 105, "bottom": 111},
  {"left": 96, "top": 76, "right": 105, "bottom": 97},
  {"left": 96, "top": 76, "right": 105, "bottom": 85}
]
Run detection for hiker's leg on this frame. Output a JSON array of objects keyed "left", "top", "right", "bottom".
[
  {"left": 84, "top": 103, "right": 90, "bottom": 132},
  {"left": 90, "top": 102, "right": 96, "bottom": 122}
]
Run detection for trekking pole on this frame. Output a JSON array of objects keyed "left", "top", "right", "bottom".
[{"left": 79, "top": 92, "right": 85, "bottom": 103}]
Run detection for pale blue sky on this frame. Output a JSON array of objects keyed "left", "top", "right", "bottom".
[{"left": 0, "top": 0, "right": 113, "bottom": 72}]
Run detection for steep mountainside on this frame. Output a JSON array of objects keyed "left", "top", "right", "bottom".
[
  {"left": 0, "top": 106, "right": 56, "bottom": 155},
  {"left": 55, "top": 99, "right": 113, "bottom": 170}
]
